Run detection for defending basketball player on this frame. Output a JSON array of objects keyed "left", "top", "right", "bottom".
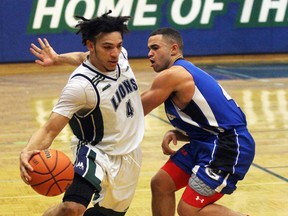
[
  {"left": 19, "top": 12, "right": 144, "bottom": 216},
  {"left": 140, "top": 27, "right": 255, "bottom": 216}
]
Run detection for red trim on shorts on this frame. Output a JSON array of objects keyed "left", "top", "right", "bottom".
[
  {"left": 161, "top": 159, "right": 190, "bottom": 190},
  {"left": 182, "top": 186, "right": 224, "bottom": 208}
]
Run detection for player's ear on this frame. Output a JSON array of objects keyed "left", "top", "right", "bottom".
[
  {"left": 171, "top": 43, "right": 179, "bottom": 56},
  {"left": 86, "top": 40, "right": 95, "bottom": 52}
]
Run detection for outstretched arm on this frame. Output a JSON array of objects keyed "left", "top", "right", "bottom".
[{"left": 30, "top": 38, "right": 88, "bottom": 66}]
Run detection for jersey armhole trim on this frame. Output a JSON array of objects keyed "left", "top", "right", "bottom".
[{"left": 71, "top": 74, "right": 100, "bottom": 117}]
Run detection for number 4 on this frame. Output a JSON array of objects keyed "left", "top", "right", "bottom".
[{"left": 126, "top": 99, "right": 134, "bottom": 117}]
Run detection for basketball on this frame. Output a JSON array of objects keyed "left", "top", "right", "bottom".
[{"left": 27, "top": 149, "right": 74, "bottom": 196}]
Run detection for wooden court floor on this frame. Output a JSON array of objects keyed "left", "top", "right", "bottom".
[{"left": 0, "top": 55, "right": 287, "bottom": 216}]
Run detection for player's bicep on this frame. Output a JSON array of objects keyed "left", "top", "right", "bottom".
[
  {"left": 53, "top": 78, "right": 89, "bottom": 118},
  {"left": 141, "top": 74, "right": 175, "bottom": 116}
]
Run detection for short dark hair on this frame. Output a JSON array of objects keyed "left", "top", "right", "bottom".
[
  {"left": 149, "top": 27, "right": 183, "bottom": 52},
  {"left": 75, "top": 10, "right": 131, "bottom": 46}
]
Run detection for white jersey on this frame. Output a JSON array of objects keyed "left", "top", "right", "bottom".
[{"left": 53, "top": 48, "right": 144, "bottom": 155}]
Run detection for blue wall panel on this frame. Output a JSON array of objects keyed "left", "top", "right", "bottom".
[{"left": 1, "top": 0, "right": 288, "bottom": 63}]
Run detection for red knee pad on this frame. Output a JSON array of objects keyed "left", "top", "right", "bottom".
[{"left": 182, "top": 186, "right": 224, "bottom": 208}]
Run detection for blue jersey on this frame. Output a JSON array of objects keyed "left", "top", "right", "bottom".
[
  {"left": 165, "top": 59, "right": 255, "bottom": 194},
  {"left": 165, "top": 59, "right": 247, "bottom": 140}
]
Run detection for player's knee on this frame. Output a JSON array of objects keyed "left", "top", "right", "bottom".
[
  {"left": 151, "top": 175, "right": 159, "bottom": 191},
  {"left": 59, "top": 201, "right": 86, "bottom": 216},
  {"left": 177, "top": 207, "right": 197, "bottom": 216},
  {"left": 150, "top": 171, "right": 175, "bottom": 194},
  {"left": 177, "top": 200, "right": 198, "bottom": 216},
  {"left": 150, "top": 173, "right": 166, "bottom": 194}
]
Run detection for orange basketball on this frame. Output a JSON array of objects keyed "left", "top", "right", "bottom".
[{"left": 27, "top": 149, "right": 74, "bottom": 196}]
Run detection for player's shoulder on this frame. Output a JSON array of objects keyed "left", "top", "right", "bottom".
[
  {"left": 67, "top": 66, "right": 95, "bottom": 88},
  {"left": 163, "top": 65, "right": 189, "bottom": 77},
  {"left": 154, "top": 66, "right": 192, "bottom": 89}
]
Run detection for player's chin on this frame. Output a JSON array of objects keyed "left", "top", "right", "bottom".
[
  {"left": 151, "top": 64, "right": 161, "bottom": 73},
  {"left": 106, "top": 65, "right": 117, "bottom": 71}
]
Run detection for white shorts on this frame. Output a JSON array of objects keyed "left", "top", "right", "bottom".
[{"left": 73, "top": 143, "right": 142, "bottom": 212}]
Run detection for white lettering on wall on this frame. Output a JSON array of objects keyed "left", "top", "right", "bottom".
[
  {"left": 171, "top": 0, "right": 201, "bottom": 25},
  {"left": 240, "top": 0, "right": 254, "bottom": 23},
  {"left": 65, "top": 0, "right": 96, "bottom": 27},
  {"left": 201, "top": 0, "right": 224, "bottom": 24},
  {"left": 259, "top": 0, "right": 288, "bottom": 22},
  {"left": 133, "top": 0, "right": 157, "bottom": 26},
  {"left": 97, "top": 0, "right": 133, "bottom": 17},
  {"left": 33, "top": 0, "right": 65, "bottom": 29}
]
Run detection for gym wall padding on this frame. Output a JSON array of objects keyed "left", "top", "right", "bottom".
[{"left": 1, "top": 0, "right": 288, "bottom": 63}]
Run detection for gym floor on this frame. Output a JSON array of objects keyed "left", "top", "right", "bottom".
[{"left": 0, "top": 55, "right": 287, "bottom": 215}]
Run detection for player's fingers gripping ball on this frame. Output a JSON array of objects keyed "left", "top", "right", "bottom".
[{"left": 27, "top": 149, "right": 74, "bottom": 196}]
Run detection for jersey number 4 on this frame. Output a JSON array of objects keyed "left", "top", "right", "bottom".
[{"left": 126, "top": 99, "right": 134, "bottom": 117}]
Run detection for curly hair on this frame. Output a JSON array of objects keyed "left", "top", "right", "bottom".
[{"left": 75, "top": 10, "right": 131, "bottom": 46}]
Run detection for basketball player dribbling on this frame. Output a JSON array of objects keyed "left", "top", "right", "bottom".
[{"left": 19, "top": 12, "right": 144, "bottom": 216}]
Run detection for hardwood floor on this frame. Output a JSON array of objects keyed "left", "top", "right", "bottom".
[{"left": 0, "top": 55, "right": 287, "bottom": 215}]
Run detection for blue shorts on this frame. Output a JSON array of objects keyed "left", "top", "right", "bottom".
[{"left": 170, "top": 128, "right": 255, "bottom": 194}]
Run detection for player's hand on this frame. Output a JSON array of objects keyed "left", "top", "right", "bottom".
[
  {"left": 19, "top": 150, "right": 40, "bottom": 184},
  {"left": 161, "top": 130, "right": 177, "bottom": 156},
  {"left": 30, "top": 38, "right": 59, "bottom": 66}
]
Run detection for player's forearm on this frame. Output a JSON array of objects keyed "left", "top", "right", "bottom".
[
  {"left": 141, "top": 90, "right": 163, "bottom": 116},
  {"left": 56, "top": 51, "right": 88, "bottom": 66},
  {"left": 22, "top": 128, "right": 54, "bottom": 153}
]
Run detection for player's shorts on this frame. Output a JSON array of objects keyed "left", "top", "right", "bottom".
[
  {"left": 73, "top": 143, "right": 142, "bottom": 212},
  {"left": 167, "top": 127, "right": 255, "bottom": 194},
  {"left": 162, "top": 160, "right": 223, "bottom": 208}
]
